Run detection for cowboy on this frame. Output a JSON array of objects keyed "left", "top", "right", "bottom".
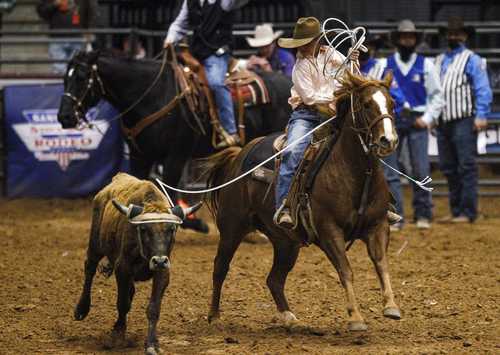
[
  {"left": 164, "top": 0, "right": 240, "bottom": 148},
  {"left": 273, "top": 17, "right": 361, "bottom": 227},
  {"left": 241, "top": 23, "right": 295, "bottom": 78},
  {"left": 435, "top": 17, "right": 492, "bottom": 223},
  {"left": 359, "top": 33, "right": 409, "bottom": 232},
  {"left": 383, "top": 19, "right": 444, "bottom": 230}
]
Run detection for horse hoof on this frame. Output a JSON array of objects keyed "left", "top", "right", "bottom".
[
  {"left": 276, "top": 311, "right": 298, "bottom": 328},
  {"left": 145, "top": 346, "right": 158, "bottom": 355},
  {"left": 383, "top": 307, "right": 401, "bottom": 320},
  {"left": 348, "top": 321, "right": 368, "bottom": 332},
  {"left": 182, "top": 218, "right": 209, "bottom": 234}
]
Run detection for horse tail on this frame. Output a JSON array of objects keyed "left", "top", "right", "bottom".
[{"left": 200, "top": 147, "right": 242, "bottom": 217}]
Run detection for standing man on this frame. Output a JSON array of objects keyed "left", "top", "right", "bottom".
[
  {"left": 164, "top": 0, "right": 240, "bottom": 148},
  {"left": 242, "top": 23, "right": 295, "bottom": 78},
  {"left": 385, "top": 19, "right": 444, "bottom": 230},
  {"left": 37, "top": 0, "right": 97, "bottom": 74},
  {"left": 435, "top": 17, "right": 492, "bottom": 223},
  {"left": 360, "top": 35, "right": 408, "bottom": 231}
]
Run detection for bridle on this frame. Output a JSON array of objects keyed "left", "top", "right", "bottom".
[
  {"left": 63, "top": 61, "right": 106, "bottom": 129},
  {"left": 348, "top": 85, "right": 395, "bottom": 155}
]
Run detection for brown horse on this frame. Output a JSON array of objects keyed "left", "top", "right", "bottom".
[{"left": 203, "top": 71, "right": 401, "bottom": 331}]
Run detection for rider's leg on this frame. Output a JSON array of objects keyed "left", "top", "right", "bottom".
[
  {"left": 275, "top": 108, "right": 320, "bottom": 226},
  {"left": 203, "top": 54, "right": 238, "bottom": 146}
]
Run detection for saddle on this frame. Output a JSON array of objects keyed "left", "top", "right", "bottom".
[
  {"left": 177, "top": 47, "right": 270, "bottom": 146},
  {"left": 251, "top": 122, "right": 339, "bottom": 244}
]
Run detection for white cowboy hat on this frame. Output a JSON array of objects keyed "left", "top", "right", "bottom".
[{"left": 246, "top": 23, "right": 284, "bottom": 48}]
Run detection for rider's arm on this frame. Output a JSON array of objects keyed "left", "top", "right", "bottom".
[{"left": 165, "top": 0, "right": 190, "bottom": 45}]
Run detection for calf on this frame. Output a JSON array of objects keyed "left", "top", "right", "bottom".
[{"left": 74, "top": 173, "right": 201, "bottom": 355}]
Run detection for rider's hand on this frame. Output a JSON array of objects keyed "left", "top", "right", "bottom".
[
  {"left": 414, "top": 117, "right": 428, "bottom": 129},
  {"left": 474, "top": 117, "right": 488, "bottom": 131},
  {"left": 349, "top": 49, "right": 360, "bottom": 62},
  {"left": 163, "top": 38, "right": 172, "bottom": 49}
]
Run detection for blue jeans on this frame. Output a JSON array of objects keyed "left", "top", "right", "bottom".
[
  {"left": 437, "top": 117, "right": 478, "bottom": 221},
  {"left": 382, "top": 151, "right": 404, "bottom": 222},
  {"left": 398, "top": 127, "right": 433, "bottom": 220},
  {"left": 49, "top": 42, "right": 83, "bottom": 74},
  {"left": 203, "top": 54, "right": 237, "bottom": 135},
  {"left": 275, "top": 109, "right": 321, "bottom": 210}
]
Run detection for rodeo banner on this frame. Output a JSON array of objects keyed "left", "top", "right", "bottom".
[{"left": 4, "top": 83, "right": 128, "bottom": 198}]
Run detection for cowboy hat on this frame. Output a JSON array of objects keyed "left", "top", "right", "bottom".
[
  {"left": 390, "top": 19, "right": 423, "bottom": 44},
  {"left": 278, "top": 17, "right": 322, "bottom": 49},
  {"left": 438, "top": 16, "right": 475, "bottom": 37},
  {"left": 246, "top": 24, "right": 284, "bottom": 48}
]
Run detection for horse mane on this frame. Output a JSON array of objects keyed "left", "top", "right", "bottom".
[{"left": 334, "top": 70, "right": 393, "bottom": 112}]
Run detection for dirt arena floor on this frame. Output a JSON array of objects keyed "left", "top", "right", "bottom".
[{"left": 0, "top": 190, "right": 499, "bottom": 354}]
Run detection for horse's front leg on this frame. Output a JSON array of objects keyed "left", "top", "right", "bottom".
[
  {"left": 145, "top": 270, "right": 169, "bottom": 355},
  {"left": 366, "top": 221, "right": 401, "bottom": 320},
  {"left": 317, "top": 224, "right": 367, "bottom": 331}
]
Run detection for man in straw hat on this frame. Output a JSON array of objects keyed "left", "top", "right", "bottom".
[
  {"left": 240, "top": 23, "right": 295, "bottom": 77},
  {"left": 273, "top": 16, "right": 405, "bottom": 228},
  {"left": 434, "top": 16, "right": 492, "bottom": 224},
  {"left": 384, "top": 19, "right": 444, "bottom": 230}
]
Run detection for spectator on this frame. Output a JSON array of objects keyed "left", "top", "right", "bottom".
[
  {"left": 435, "top": 17, "right": 493, "bottom": 223},
  {"left": 241, "top": 23, "right": 295, "bottom": 77},
  {"left": 122, "top": 36, "right": 146, "bottom": 59},
  {"left": 385, "top": 19, "right": 444, "bottom": 230},
  {"left": 359, "top": 34, "right": 409, "bottom": 232},
  {"left": 37, "top": 0, "right": 97, "bottom": 74}
]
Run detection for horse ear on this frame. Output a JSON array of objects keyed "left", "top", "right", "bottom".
[{"left": 383, "top": 70, "right": 393, "bottom": 88}]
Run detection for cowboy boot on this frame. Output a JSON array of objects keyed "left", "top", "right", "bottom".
[
  {"left": 273, "top": 200, "right": 293, "bottom": 229},
  {"left": 215, "top": 133, "right": 241, "bottom": 149}
]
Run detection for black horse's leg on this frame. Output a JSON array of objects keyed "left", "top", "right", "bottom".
[
  {"left": 145, "top": 270, "right": 169, "bottom": 355},
  {"left": 208, "top": 219, "right": 248, "bottom": 323},
  {"left": 129, "top": 152, "right": 153, "bottom": 180},
  {"left": 266, "top": 238, "right": 300, "bottom": 326},
  {"left": 162, "top": 155, "right": 209, "bottom": 234},
  {"left": 366, "top": 222, "right": 401, "bottom": 320}
]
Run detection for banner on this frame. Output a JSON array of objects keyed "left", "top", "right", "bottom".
[{"left": 4, "top": 83, "right": 128, "bottom": 197}]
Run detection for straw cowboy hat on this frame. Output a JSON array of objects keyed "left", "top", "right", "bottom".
[
  {"left": 246, "top": 24, "right": 284, "bottom": 48},
  {"left": 278, "top": 17, "right": 322, "bottom": 49},
  {"left": 438, "top": 16, "right": 475, "bottom": 37},
  {"left": 390, "top": 19, "right": 423, "bottom": 44}
]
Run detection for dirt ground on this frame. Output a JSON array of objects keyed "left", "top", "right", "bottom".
[{"left": 0, "top": 191, "right": 498, "bottom": 354}]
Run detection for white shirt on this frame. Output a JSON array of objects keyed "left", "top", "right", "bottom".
[
  {"left": 377, "top": 52, "right": 444, "bottom": 125},
  {"left": 166, "top": 0, "right": 236, "bottom": 44},
  {"left": 288, "top": 46, "right": 346, "bottom": 110}
]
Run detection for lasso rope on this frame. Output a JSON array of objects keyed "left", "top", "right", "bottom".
[{"left": 157, "top": 18, "right": 432, "bottom": 194}]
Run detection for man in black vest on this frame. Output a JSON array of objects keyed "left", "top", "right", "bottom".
[{"left": 164, "top": 0, "right": 239, "bottom": 148}]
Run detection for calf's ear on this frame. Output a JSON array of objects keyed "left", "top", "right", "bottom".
[{"left": 112, "top": 199, "right": 144, "bottom": 219}]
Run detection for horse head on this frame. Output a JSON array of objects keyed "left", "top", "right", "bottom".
[
  {"left": 58, "top": 50, "right": 104, "bottom": 129},
  {"left": 335, "top": 71, "right": 399, "bottom": 158}
]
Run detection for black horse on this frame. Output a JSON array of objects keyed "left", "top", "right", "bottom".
[{"left": 57, "top": 50, "right": 292, "bottom": 231}]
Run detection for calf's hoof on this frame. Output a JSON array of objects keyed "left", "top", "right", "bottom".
[
  {"left": 207, "top": 310, "right": 220, "bottom": 324},
  {"left": 145, "top": 346, "right": 161, "bottom": 355},
  {"left": 383, "top": 307, "right": 401, "bottom": 320},
  {"left": 347, "top": 321, "right": 368, "bottom": 332},
  {"left": 74, "top": 301, "right": 90, "bottom": 321}
]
